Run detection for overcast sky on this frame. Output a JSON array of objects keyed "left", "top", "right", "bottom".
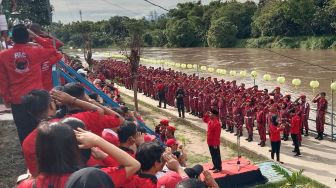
[{"left": 51, "top": 0, "right": 258, "bottom": 23}]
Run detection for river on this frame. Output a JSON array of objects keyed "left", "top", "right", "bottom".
[{"left": 69, "top": 47, "right": 336, "bottom": 134}]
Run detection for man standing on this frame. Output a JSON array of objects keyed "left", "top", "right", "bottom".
[
  {"left": 313, "top": 92, "right": 328, "bottom": 140},
  {"left": 0, "top": 24, "right": 62, "bottom": 144},
  {"left": 175, "top": 84, "right": 185, "bottom": 118},
  {"left": 156, "top": 80, "right": 166, "bottom": 108},
  {"left": 203, "top": 109, "right": 222, "bottom": 173},
  {"left": 295, "top": 95, "right": 310, "bottom": 136}
]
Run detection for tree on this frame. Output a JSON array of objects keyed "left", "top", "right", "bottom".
[
  {"left": 207, "top": 18, "right": 238, "bottom": 48},
  {"left": 15, "top": 0, "right": 53, "bottom": 25},
  {"left": 166, "top": 18, "right": 197, "bottom": 47},
  {"left": 122, "top": 19, "right": 145, "bottom": 111},
  {"left": 272, "top": 164, "right": 305, "bottom": 188}
]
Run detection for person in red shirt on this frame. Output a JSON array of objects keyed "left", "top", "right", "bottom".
[
  {"left": 124, "top": 142, "right": 187, "bottom": 188},
  {"left": 156, "top": 80, "right": 166, "bottom": 108},
  {"left": 18, "top": 121, "right": 141, "bottom": 188},
  {"left": 269, "top": 115, "right": 284, "bottom": 163},
  {"left": 295, "top": 95, "right": 310, "bottom": 136},
  {"left": 256, "top": 104, "right": 267, "bottom": 147},
  {"left": 289, "top": 109, "right": 301, "bottom": 156},
  {"left": 203, "top": 109, "right": 222, "bottom": 173},
  {"left": 313, "top": 92, "right": 328, "bottom": 140},
  {"left": 117, "top": 121, "right": 145, "bottom": 158},
  {"left": 29, "top": 23, "right": 64, "bottom": 91},
  {"left": 0, "top": 24, "right": 62, "bottom": 144}
]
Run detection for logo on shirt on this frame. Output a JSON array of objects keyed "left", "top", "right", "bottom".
[{"left": 14, "top": 52, "right": 30, "bottom": 73}]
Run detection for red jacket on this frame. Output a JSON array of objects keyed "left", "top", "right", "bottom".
[
  {"left": 203, "top": 113, "right": 221, "bottom": 146},
  {"left": 18, "top": 174, "right": 71, "bottom": 188},
  {"left": 34, "top": 37, "right": 64, "bottom": 91},
  {"left": 0, "top": 41, "right": 62, "bottom": 104},
  {"left": 269, "top": 124, "right": 283, "bottom": 142},
  {"left": 290, "top": 115, "right": 301, "bottom": 134}
]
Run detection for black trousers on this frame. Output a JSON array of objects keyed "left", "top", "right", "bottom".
[
  {"left": 209, "top": 146, "right": 222, "bottom": 170},
  {"left": 158, "top": 93, "right": 166, "bottom": 108},
  {"left": 291, "top": 134, "right": 300, "bottom": 154},
  {"left": 11, "top": 104, "right": 39, "bottom": 145},
  {"left": 271, "top": 141, "right": 281, "bottom": 161},
  {"left": 176, "top": 100, "right": 185, "bottom": 117}
]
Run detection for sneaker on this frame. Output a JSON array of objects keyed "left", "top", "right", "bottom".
[
  {"left": 294, "top": 153, "right": 301, "bottom": 157},
  {"left": 213, "top": 169, "right": 222, "bottom": 173}
]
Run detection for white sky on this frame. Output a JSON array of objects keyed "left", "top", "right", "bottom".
[{"left": 51, "top": 0, "right": 258, "bottom": 23}]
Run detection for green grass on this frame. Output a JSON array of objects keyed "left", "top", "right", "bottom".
[
  {"left": 187, "top": 153, "right": 211, "bottom": 166},
  {"left": 254, "top": 176, "right": 328, "bottom": 188},
  {"left": 236, "top": 35, "right": 336, "bottom": 49}
]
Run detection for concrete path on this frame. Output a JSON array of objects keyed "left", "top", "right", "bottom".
[{"left": 117, "top": 86, "right": 336, "bottom": 188}]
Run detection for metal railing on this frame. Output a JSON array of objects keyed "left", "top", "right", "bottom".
[{"left": 52, "top": 61, "right": 157, "bottom": 138}]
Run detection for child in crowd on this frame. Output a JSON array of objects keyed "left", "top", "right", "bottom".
[{"left": 269, "top": 115, "right": 284, "bottom": 163}]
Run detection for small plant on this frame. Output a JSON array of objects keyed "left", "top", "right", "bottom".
[{"left": 272, "top": 164, "right": 305, "bottom": 188}]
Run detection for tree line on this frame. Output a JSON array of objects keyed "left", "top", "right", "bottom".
[{"left": 49, "top": 0, "right": 336, "bottom": 48}]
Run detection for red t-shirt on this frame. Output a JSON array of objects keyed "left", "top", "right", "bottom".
[
  {"left": 17, "top": 174, "right": 71, "bottom": 188},
  {"left": 123, "top": 173, "right": 157, "bottom": 188},
  {"left": 22, "top": 129, "right": 39, "bottom": 176},
  {"left": 100, "top": 166, "right": 127, "bottom": 187},
  {"left": 203, "top": 114, "right": 221, "bottom": 146},
  {"left": 67, "top": 111, "right": 121, "bottom": 136},
  {"left": 290, "top": 115, "right": 301, "bottom": 135},
  {"left": 0, "top": 42, "right": 62, "bottom": 104},
  {"left": 34, "top": 37, "right": 64, "bottom": 91},
  {"left": 269, "top": 124, "right": 283, "bottom": 142}
]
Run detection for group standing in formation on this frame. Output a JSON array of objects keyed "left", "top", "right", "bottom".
[{"left": 94, "top": 59, "right": 328, "bottom": 160}]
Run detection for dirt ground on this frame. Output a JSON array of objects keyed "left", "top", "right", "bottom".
[
  {"left": 0, "top": 120, "right": 25, "bottom": 188},
  {"left": 121, "top": 95, "right": 264, "bottom": 167}
]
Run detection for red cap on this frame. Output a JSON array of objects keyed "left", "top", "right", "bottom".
[
  {"left": 276, "top": 87, "right": 280, "bottom": 90},
  {"left": 102, "top": 129, "right": 120, "bottom": 146},
  {"left": 160, "top": 119, "right": 169, "bottom": 126},
  {"left": 166, "top": 139, "right": 178, "bottom": 147},
  {"left": 167, "top": 125, "right": 177, "bottom": 132},
  {"left": 144, "top": 134, "right": 156, "bottom": 142},
  {"left": 246, "top": 98, "right": 251, "bottom": 102},
  {"left": 157, "top": 171, "right": 182, "bottom": 188}
]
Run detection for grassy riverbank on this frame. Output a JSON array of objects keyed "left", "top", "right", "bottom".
[{"left": 236, "top": 36, "right": 336, "bottom": 50}]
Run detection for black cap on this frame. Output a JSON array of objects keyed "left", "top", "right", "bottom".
[{"left": 184, "top": 164, "right": 204, "bottom": 179}]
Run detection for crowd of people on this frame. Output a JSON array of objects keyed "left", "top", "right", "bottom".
[
  {"left": 91, "top": 57, "right": 328, "bottom": 161},
  {"left": 0, "top": 24, "right": 223, "bottom": 188}
]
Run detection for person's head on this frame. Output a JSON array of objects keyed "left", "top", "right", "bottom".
[
  {"left": 285, "top": 95, "right": 291, "bottom": 101},
  {"left": 210, "top": 109, "right": 219, "bottom": 119},
  {"left": 166, "top": 138, "right": 178, "bottom": 152},
  {"left": 117, "top": 121, "right": 137, "bottom": 146},
  {"left": 12, "top": 24, "right": 29, "bottom": 44},
  {"left": 300, "top": 95, "right": 306, "bottom": 102},
  {"left": 135, "top": 142, "right": 165, "bottom": 173},
  {"left": 22, "top": 89, "right": 56, "bottom": 121},
  {"left": 61, "top": 117, "right": 91, "bottom": 164},
  {"left": 271, "top": 115, "right": 278, "bottom": 126},
  {"left": 36, "top": 121, "right": 81, "bottom": 175},
  {"left": 280, "top": 102, "right": 287, "bottom": 110},
  {"left": 63, "top": 83, "right": 85, "bottom": 100},
  {"left": 275, "top": 87, "right": 280, "bottom": 92},
  {"left": 320, "top": 92, "right": 326, "bottom": 98},
  {"left": 263, "top": 89, "right": 268, "bottom": 94},
  {"left": 65, "top": 167, "right": 115, "bottom": 188},
  {"left": 29, "top": 23, "right": 44, "bottom": 36},
  {"left": 175, "top": 178, "right": 206, "bottom": 188}
]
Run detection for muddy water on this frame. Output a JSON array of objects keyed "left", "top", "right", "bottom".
[{"left": 69, "top": 47, "right": 336, "bottom": 133}]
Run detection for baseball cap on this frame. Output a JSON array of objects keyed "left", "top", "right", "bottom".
[
  {"left": 166, "top": 139, "right": 178, "bottom": 147},
  {"left": 166, "top": 125, "right": 177, "bottom": 132},
  {"left": 184, "top": 164, "right": 204, "bottom": 179},
  {"left": 160, "top": 119, "right": 169, "bottom": 126}
]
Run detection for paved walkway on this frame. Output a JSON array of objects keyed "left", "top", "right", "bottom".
[{"left": 117, "top": 86, "right": 336, "bottom": 188}]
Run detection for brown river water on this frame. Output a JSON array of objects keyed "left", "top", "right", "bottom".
[{"left": 70, "top": 47, "right": 336, "bottom": 134}]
